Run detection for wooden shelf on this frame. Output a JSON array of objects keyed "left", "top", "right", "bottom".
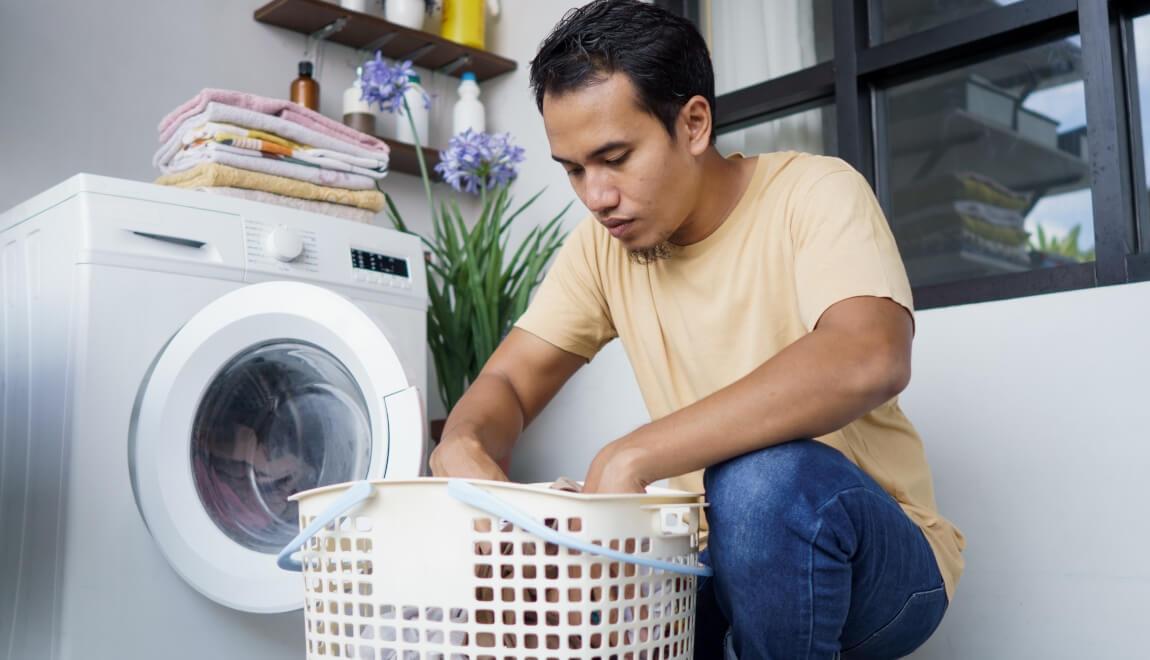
[
  {"left": 380, "top": 136, "right": 441, "bottom": 177},
  {"left": 254, "top": 0, "right": 517, "bottom": 82}
]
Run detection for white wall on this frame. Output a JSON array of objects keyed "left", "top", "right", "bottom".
[
  {"left": 0, "top": 0, "right": 598, "bottom": 423},
  {"left": 0, "top": 0, "right": 584, "bottom": 244},
  {"left": 902, "top": 280, "right": 1150, "bottom": 659}
]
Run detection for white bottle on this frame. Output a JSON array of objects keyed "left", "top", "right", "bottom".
[
  {"left": 452, "top": 71, "right": 486, "bottom": 136},
  {"left": 395, "top": 73, "right": 430, "bottom": 146},
  {"left": 342, "top": 67, "right": 375, "bottom": 135}
]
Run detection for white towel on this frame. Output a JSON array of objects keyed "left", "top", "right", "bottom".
[
  {"left": 164, "top": 143, "right": 379, "bottom": 190},
  {"left": 177, "top": 140, "right": 388, "bottom": 180},
  {"left": 154, "top": 102, "right": 389, "bottom": 169},
  {"left": 181, "top": 122, "right": 389, "bottom": 171}
]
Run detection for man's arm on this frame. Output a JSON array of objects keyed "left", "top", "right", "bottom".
[
  {"left": 430, "top": 327, "right": 587, "bottom": 479},
  {"left": 582, "top": 295, "right": 913, "bottom": 492}
]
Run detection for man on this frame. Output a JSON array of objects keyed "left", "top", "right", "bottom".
[{"left": 430, "top": 1, "right": 964, "bottom": 657}]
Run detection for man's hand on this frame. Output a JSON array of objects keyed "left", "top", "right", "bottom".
[
  {"left": 582, "top": 437, "right": 651, "bottom": 494},
  {"left": 429, "top": 434, "right": 509, "bottom": 481}
]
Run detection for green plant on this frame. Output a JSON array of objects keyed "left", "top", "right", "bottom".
[
  {"left": 1030, "top": 223, "right": 1095, "bottom": 262},
  {"left": 362, "top": 55, "right": 571, "bottom": 412}
]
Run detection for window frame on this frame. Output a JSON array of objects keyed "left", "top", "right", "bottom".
[{"left": 675, "top": 0, "right": 1150, "bottom": 309}]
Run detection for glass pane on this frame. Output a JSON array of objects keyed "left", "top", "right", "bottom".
[
  {"left": 879, "top": 38, "right": 1094, "bottom": 288},
  {"left": 191, "top": 342, "right": 372, "bottom": 552},
  {"left": 717, "top": 105, "right": 837, "bottom": 157},
  {"left": 706, "top": 0, "right": 833, "bottom": 95},
  {"left": 881, "top": 0, "right": 1022, "bottom": 42},
  {"left": 1132, "top": 14, "right": 1150, "bottom": 250}
]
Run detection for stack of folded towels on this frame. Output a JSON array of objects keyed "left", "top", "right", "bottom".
[{"left": 154, "top": 89, "right": 389, "bottom": 223}]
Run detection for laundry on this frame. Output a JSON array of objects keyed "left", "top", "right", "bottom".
[
  {"left": 156, "top": 162, "right": 386, "bottom": 212},
  {"left": 548, "top": 476, "right": 584, "bottom": 492},
  {"left": 154, "top": 91, "right": 391, "bottom": 222},
  {"left": 187, "top": 130, "right": 389, "bottom": 173},
  {"left": 158, "top": 87, "right": 388, "bottom": 150},
  {"left": 196, "top": 186, "right": 376, "bottom": 223},
  {"left": 163, "top": 142, "right": 381, "bottom": 189},
  {"left": 179, "top": 139, "right": 388, "bottom": 179},
  {"left": 154, "top": 103, "right": 391, "bottom": 169}
]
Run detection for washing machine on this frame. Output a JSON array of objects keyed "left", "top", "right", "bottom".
[{"left": 0, "top": 174, "right": 429, "bottom": 659}]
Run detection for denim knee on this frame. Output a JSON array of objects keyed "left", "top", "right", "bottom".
[{"left": 703, "top": 439, "right": 870, "bottom": 554}]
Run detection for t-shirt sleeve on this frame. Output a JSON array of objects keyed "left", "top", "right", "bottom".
[
  {"left": 790, "top": 162, "right": 915, "bottom": 332},
  {"left": 513, "top": 217, "right": 617, "bottom": 360}
]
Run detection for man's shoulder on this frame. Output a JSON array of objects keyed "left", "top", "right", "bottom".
[{"left": 752, "top": 151, "right": 859, "bottom": 194}]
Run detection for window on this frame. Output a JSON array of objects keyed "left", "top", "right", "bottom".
[
  {"left": 718, "top": 105, "right": 837, "bottom": 158},
  {"left": 703, "top": 0, "right": 833, "bottom": 95},
  {"left": 879, "top": 38, "right": 1093, "bottom": 288},
  {"left": 879, "top": 0, "right": 1023, "bottom": 42},
  {"left": 1131, "top": 13, "right": 1150, "bottom": 256},
  {"left": 676, "top": 0, "right": 1146, "bottom": 308}
]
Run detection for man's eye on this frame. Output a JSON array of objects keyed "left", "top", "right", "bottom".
[{"left": 605, "top": 154, "right": 628, "bottom": 165}]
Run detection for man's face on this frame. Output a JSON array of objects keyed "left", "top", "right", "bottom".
[{"left": 543, "top": 73, "right": 699, "bottom": 259}]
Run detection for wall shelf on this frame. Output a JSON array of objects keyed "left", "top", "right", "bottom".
[
  {"left": 254, "top": 0, "right": 518, "bottom": 82},
  {"left": 380, "top": 136, "right": 441, "bottom": 177}
]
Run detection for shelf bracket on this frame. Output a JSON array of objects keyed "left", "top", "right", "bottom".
[
  {"left": 398, "top": 42, "right": 437, "bottom": 63},
  {"left": 304, "top": 16, "right": 348, "bottom": 64},
  {"left": 438, "top": 54, "right": 472, "bottom": 76},
  {"left": 310, "top": 17, "right": 348, "bottom": 43},
  {"left": 361, "top": 32, "right": 400, "bottom": 55}
]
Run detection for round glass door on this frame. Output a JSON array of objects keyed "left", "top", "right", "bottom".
[
  {"left": 191, "top": 342, "right": 371, "bottom": 553},
  {"left": 131, "top": 281, "right": 424, "bottom": 613}
]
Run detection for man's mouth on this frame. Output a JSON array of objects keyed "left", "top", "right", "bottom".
[{"left": 602, "top": 217, "right": 634, "bottom": 238}]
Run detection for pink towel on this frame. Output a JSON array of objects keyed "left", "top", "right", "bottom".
[{"left": 158, "top": 88, "right": 387, "bottom": 152}]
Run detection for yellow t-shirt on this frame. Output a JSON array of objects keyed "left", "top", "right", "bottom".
[{"left": 514, "top": 151, "right": 965, "bottom": 600}]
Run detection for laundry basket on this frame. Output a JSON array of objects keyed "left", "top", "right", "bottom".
[{"left": 278, "top": 478, "right": 710, "bottom": 659}]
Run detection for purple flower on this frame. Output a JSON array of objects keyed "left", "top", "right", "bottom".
[
  {"left": 435, "top": 130, "right": 526, "bottom": 194},
  {"left": 359, "top": 53, "right": 429, "bottom": 114}
]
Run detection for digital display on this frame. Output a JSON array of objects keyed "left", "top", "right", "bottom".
[{"left": 351, "top": 249, "right": 409, "bottom": 277}]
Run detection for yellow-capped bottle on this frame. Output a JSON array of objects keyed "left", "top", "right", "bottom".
[{"left": 440, "top": 0, "right": 500, "bottom": 50}]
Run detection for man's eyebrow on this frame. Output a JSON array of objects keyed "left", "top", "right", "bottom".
[{"left": 551, "top": 141, "right": 630, "bottom": 166}]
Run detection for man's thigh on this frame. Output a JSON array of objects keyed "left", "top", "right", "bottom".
[{"left": 698, "top": 439, "right": 946, "bottom": 659}]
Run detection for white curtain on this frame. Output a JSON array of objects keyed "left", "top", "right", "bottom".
[{"left": 706, "top": 0, "right": 827, "bottom": 155}]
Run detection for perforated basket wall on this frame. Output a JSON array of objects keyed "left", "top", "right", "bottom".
[{"left": 290, "top": 479, "right": 706, "bottom": 660}]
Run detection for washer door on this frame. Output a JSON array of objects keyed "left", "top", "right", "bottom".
[{"left": 130, "top": 281, "right": 425, "bottom": 613}]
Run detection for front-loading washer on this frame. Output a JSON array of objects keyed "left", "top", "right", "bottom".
[{"left": 0, "top": 174, "right": 428, "bottom": 658}]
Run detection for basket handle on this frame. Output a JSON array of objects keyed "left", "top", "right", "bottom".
[
  {"left": 277, "top": 481, "right": 375, "bottom": 572},
  {"left": 447, "top": 480, "right": 713, "bottom": 578}
]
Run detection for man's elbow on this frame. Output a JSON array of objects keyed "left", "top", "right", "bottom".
[
  {"left": 874, "top": 348, "right": 911, "bottom": 400},
  {"left": 855, "top": 343, "right": 911, "bottom": 402}
]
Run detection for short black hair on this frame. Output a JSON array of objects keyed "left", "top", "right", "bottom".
[{"left": 530, "top": 0, "right": 716, "bottom": 143}]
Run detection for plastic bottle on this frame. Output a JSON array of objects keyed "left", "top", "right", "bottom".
[
  {"left": 342, "top": 67, "right": 375, "bottom": 135},
  {"left": 452, "top": 71, "right": 486, "bottom": 136},
  {"left": 441, "top": 0, "right": 500, "bottom": 50},
  {"left": 290, "top": 61, "right": 320, "bottom": 111},
  {"left": 395, "top": 73, "right": 430, "bottom": 146}
]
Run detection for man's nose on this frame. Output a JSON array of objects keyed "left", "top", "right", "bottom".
[{"left": 584, "top": 171, "right": 620, "bottom": 215}]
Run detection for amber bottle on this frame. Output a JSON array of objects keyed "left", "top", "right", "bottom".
[{"left": 291, "top": 61, "right": 320, "bottom": 111}]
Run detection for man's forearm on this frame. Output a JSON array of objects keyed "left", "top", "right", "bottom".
[
  {"left": 439, "top": 371, "right": 527, "bottom": 464},
  {"left": 620, "top": 326, "right": 909, "bottom": 485}
]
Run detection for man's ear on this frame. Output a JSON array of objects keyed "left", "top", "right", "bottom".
[{"left": 678, "top": 95, "right": 713, "bottom": 156}]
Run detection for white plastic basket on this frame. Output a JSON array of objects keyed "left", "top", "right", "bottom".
[{"left": 278, "top": 479, "right": 710, "bottom": 660}]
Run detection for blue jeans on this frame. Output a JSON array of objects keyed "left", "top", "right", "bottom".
[{"left": 694, "top": 439, "right": 947, "bottom": 659}]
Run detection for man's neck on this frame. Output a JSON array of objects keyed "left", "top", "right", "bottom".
[{"left": 670, "top": 150, "right": 758, "bottom": 246}]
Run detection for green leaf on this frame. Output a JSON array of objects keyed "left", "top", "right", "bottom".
[{"left": 398, "top": 177, "right": 571, "bottom": 412}]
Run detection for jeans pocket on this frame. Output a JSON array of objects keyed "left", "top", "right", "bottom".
[{"left": 841, "top": 586, "right": 947, "bottom": 660}]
